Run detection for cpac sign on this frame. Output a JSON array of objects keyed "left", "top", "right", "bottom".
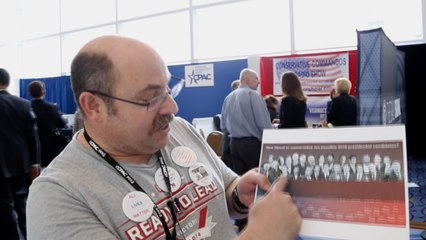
[
  {"left": 184, "top": 64, "right": 214, "bottom": 87},
  {"left": 187, "top": 71, "right": 212, "bottom": 85}
]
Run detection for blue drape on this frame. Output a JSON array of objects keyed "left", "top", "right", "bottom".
[{"left": 19, "top": 76, "right": 77, "bottom": 114}]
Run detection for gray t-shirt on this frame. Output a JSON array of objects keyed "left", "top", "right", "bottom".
[{"left": 27, "top": 117, "right": 238, "bottom": 240}]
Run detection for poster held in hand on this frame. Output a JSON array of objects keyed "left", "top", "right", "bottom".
[{"left": 256, "top": 125, "right": 409, "bottom": 240}]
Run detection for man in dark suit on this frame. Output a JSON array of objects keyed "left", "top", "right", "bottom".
[
  {"left": 0, "top": 68, "right": 41, "bottom": 239},
  {"left": 327, "top": 77, "right": 358, "bottom": 126},
  {"left": 28, "top": 80, "right": 68, "bottom": 168}
]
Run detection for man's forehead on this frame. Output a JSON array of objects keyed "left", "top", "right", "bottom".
[
  {"left": 115, "top": 77, "right": 165, "bottom": 95},
  {"left": 111, "top": 53, "right": 169, "bottom": 89}
]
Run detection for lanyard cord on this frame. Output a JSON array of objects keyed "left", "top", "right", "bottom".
[
  {"left": 156, "top": 151, "right": 182, "bottom": 213},
  {"left": 82, "top": 129, "right": 176, "bottom": 240}
]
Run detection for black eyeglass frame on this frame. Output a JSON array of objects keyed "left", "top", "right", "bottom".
[{"left": 84, "top": 76, "right": 185, "bottom": 112}]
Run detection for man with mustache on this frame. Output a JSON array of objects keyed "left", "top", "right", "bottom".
[{"left": 26, "top": 35, "right": 301, "bottom": 240}]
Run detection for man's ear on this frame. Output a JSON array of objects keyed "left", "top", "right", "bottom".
[{"left": 78, "top": 92, "right": 104, "bottom": 122}]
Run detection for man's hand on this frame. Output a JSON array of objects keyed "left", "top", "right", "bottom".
[
  {"left": 238, "top": 177, "right": 302, "bottom": 240},
  {"left": 235, "top": 168, "right": 271, "bottom": 208}
]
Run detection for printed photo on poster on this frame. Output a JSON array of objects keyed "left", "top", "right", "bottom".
[{"left": 256, "top": 125, "right": 409, "bottom": 240}]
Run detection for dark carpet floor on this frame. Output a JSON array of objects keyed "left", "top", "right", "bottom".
[{"left": 408, "top": 159, "right": 426, "bottom": 229}]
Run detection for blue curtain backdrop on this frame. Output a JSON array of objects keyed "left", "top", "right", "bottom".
[{"left": 20, "top": 76, "right": 76, "bottom": 114}]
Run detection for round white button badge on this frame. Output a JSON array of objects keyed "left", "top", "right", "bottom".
[
  {"left": 171, "top": 146, "right": 197, "bottom": 167},
  {"left": 122, "top": 191, "right": 154, "bottom": 222},
  {"left": 154, "top": 167, "right": 182, "bottom": 193},
  {"left": 188, "top": 162, "right": 213, "bottom": 187}
]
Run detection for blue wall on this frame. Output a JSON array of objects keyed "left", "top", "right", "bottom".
[
  {"left": 19, "top": 59, "right": 248, "bottom": 123},
  {"left": 168, "top": 59, "right": 247, "bottom": 123}
]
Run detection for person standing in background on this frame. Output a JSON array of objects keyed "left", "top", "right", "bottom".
[
  {"left": 278, "top": 71, "right": 308, "bottom": 128},
  {"left": 326, "top": 77, "right": 358, "bottom": 127},
  {"left": 230, "top": 79, "right": 240, "bottom": 91},
  {"left": 0, "top": 68, "right": 40, "bottom": 240},
  {"left": 28, "top": 81, "right": 69, "bottom": 169},
  {"left": 220, "top": 79, "right": 240, "bottom": 169},
  {"left": 326, "top": 87, "right": 336, "bottom": 115},
  {"left": 221, "top": 68, "right": 272, "bottom": 175},
  {"left": 322, "top": 87, "right": 336, "bottom": 127},
  {"left": 264, "top": 94, "right": 280, "bottom": 122},
  {"left": 221, "top": 68, "right": 272, "bottom": 232}
]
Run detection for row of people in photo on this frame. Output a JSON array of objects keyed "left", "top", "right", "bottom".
[{"left": 260, "top": 152, "right": 403, "bottom": 183}]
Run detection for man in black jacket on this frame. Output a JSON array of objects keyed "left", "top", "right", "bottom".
[
  {"left": 0, "top": 68, "right": 40, "bottom": 239},
  {"left": 28, "top": 80, "right": 68, "bottom": 168}
]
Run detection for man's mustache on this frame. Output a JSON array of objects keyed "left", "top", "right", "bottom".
[{"left": 154, "top": 114, "right": 174, "bottom": 130}]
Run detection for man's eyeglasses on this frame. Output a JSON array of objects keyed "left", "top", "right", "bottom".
[{"left": 85, "top": 76, "right": 184, "bottom": 112}]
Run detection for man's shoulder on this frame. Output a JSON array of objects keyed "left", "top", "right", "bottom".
[
  {"left": 170, "top": 116, "right": 191, "bottom": 130},
  {"left": 169, "top": 117, "right": 205, "bottom": 147},
  {"left": 244, "top": 88, "right": 263, "bottom": 102},
  {"left": 34, "top": 99, "right": 62, "bottom": 113},
  {"left": 2, "top": 93, "right": 31, "bottom": 106},
  {"left": 45, "top": 101, "right": 61, "bottom": 111},
  {"left": 37, "top": 99, "right": 58, "bottom": 107},
  {"left": 224, "top": 89, "right": 239, "bottom": 99}
]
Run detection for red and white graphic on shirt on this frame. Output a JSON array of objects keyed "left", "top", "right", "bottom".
[{"left": 123, "top": 181, "right": 221, "bottom": 240}]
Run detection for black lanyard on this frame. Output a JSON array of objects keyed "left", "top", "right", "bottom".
[{"left": 83, "top": 129, "right": 178, "bottom": 240}]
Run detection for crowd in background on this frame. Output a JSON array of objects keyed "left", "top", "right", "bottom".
[
  {"left": 1, "top": 61, "right": 360, "bottom": 239},
  {"left": 218, "top": 68, "right": 359, "bottom": 232},
  {"left": 0, "top": 68, "right": 70, "bottom": 240}
]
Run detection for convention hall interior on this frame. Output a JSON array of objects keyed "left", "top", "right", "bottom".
[{"left": 1, "top": 0, "right": 426, "bottom": 239}]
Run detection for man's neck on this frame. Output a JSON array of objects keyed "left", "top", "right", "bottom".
[{"left": 77, "top": 130, "right": 153, "bottom": 164}]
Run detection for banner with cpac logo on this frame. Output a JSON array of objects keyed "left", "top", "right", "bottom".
[
  {"left": 273, "top": 53, "right": 349, "bottom": 95},
  {"left": 184, "top": 64, "right": 214, "bottom": 87}
]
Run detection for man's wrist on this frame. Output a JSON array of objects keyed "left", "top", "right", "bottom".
[{"left": 232, "top": 185, "right": 249, "bottom": 214}]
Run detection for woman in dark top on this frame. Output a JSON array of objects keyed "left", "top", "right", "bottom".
[
  {"left": 278, "top": 71, "right": 308, "bottom": 128},
  {"left": 327, "top": 77, "right": 358, "bottom": 126}
]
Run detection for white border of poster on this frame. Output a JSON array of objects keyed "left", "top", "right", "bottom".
[
  {"left": 257, "top": 125, "right": 409, "bottom": 240},
  {"left": 273, "top": 53, "right": 349, "bottom": 95},
  {"left": 184, "top": 63, "right": 214, "bottom": 87}
]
